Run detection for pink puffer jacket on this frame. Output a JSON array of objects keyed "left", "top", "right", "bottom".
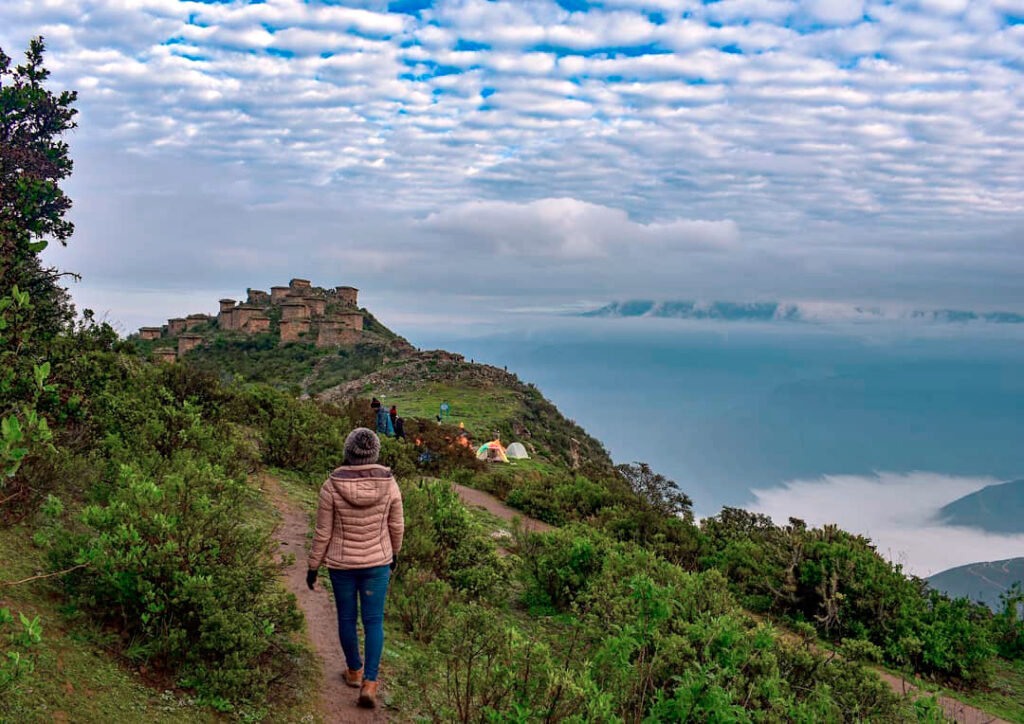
[{"left": 307, "top": 464, "right": 404, "bottom": 570}]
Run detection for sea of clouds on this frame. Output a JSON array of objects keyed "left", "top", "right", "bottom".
[{"left": 749, "top": 471, "right": 1024, "bottom": 577}]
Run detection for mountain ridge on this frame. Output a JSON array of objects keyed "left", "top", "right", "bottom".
[
  {"left": 583, "top": 299, "right": 1024, "bottom": 324},
  {"left": 938, "top": 479, "right": 1024, "bottom": 534}
]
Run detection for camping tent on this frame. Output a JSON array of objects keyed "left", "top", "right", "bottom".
[
  {"left": 506, "top": 442, "right": 529, "bottom": 460},
  {"left": 476, "top": 440, "right": 509, "bottom": 463}
]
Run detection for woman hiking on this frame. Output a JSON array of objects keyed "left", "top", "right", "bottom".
[{"left": 306, "top": 428, "right": 404, "bottom": 709}]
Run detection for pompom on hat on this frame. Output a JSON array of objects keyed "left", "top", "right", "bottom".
[{"left": 344, "top": 427, "right": 381, "bottom": 466}]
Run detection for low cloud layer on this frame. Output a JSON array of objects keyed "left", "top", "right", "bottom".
[{"left": 750, "top": 471, "right": 1024, "bottom": 577}]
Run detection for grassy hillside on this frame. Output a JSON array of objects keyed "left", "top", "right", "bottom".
[{"left": 314, "top": 351, "right": 613, "bottom": 471}]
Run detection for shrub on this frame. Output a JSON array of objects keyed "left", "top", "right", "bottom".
[
  {"left": 390, "top": 569, "right": 455, "bottom": 644},
  {"left": 49, "top": 456, "right": 303, "bottom": 707},
  {"left": 518, "top": 524, "right": 610, "bottom": 610},
  {"left": 398, "top": 479, "right": 510, "bottom": 600},
  {"left": 404, "top": 602, "right": 619, "bottom": 723},
  {"left": 993, "top": 584, "right": 1024, "bottom": 659}
]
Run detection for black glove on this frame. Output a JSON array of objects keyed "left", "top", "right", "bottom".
[
  {"left": 306, "top": 569, "right": 318, "bottom": 590},
  {"left": 390, "top": 556, "right": 397, "bottom": 571}
]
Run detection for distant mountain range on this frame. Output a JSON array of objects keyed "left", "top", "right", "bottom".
[
  {"left": 938, "top": 479, "right": 1024, "bottom": 534},
  {"left": 928, "top": 557, "right": 1024, "bottom": 611},
  {"left": 582, "top": 300, "right": 1024, "bottom": 324}
]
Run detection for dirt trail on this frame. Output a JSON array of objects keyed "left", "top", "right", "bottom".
[
  {"left": 263, "top": 476, "right": 388, "bottom": 724},
  {"left": 450, "top": 483, "right": 554, "bottom": 533},
  {"left": 449, "top": 483, "right": 1010, "bottom": 724},
  {"left": 875, "top": 671, "right": 1010, "bottom": 724}
]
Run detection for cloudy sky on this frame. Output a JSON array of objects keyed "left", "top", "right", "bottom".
[{"left": 2, "top": 0, "right": 1022, "bottom": 333}]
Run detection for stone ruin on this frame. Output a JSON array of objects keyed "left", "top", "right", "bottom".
[
  {"left": 167, "top": 318, "right": 187, "bottom": 336},
  {"left": 247, "top": 289, "right": 270, "bottom": 306},
  {"left": 140, "top": 278, "right": 364, "bottom": 354},
  {"left": 280, "top": 318, "right": 310, "bottom": 344},
  {"left": 186, "top": 314, "right": 209, "bottom": 330},
  {"left": 178, "top": 333, "right": 203, "bottom": 357},
  {"left": 152, "top": 348, "right": 177, "bottom": 363},
  {"left": 336, "top": 286, "right": 359, "bottom": 307}
]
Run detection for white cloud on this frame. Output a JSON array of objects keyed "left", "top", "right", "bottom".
[
  {"left": 802, "top": 0, "right": 865, "bottom": 25},
  {"left": 420, "top": 198, "right": 739, "bottom": 258},
  {"left": 750, "top": 472, "right": 1024, "bottom": 576},
  {"left": 0, "top": 0, "right": 1020, "bottom": 322}
]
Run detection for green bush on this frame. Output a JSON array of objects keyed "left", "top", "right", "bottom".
[
  {"left": 404, "top": 602, "right": 619, "bottom": 723},
  {"left": 518, "top": 524, "right": 611, "bottom": 610},
  {"left": 699, "top": 508, "right": 1001, "bottom": 683},
  {"left": 390, "top": 569, "right": 456, "bottom": 644},
  {"left": 49, "top": 455, "right": 302, "bottom": 707},
  {"left": 397, "top": 479, "right": 510, "bottom": 600}
]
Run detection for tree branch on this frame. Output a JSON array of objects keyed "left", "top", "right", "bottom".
[{"left": 1, "top": 562, "right": 87, "bottom": 586}]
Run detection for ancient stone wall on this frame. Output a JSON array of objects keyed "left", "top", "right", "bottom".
[
  {"left": 337, "top": 311, "right": 364, "bottom": 331},
  {"left": 304, "top": 296, "right": 326, "bottom": 317},
  {"left": 152, "top": 348, "right": 177, "bottom": 363},
  {"left": 186, "top": 314, "right": 208, "bottom": 330},
  {"left": 270, "top": 286, "right": 289, "bottom": 303},
  {"left": 167, "top": 318, "right": 187, "bottom": 336},
  {"left": 280, "top": 319, "right": 310, "bottom": 345},
  {"left": 247, "top": 289, "right": 270, "bottom": 306},
  {"left": 336, "top": 327, "right": 360, "bottom": 345},
  {"left": 218, "top": 300, "right": 236, "bottom": 330},
  {"left": 139, "top": 327, "right": 162, "bottom": 340},
  {"left": 233, "top": 305, "right": 260, "bottom": 329},
  {"left": 316, "top": 320, "right": 341, "bottom": 348},
  {"left": 335, "top": 286, "right": 359, "bottom": 307},
  {"left": 289, "top": 278, "right": 311, "bottom": 293},
  {"left": 281, "top": 302, "right": 309, "bottom": 320},
  {"left": 178, "top": 334, "right": 203, "bottom": 356},
  {"left": 245, "top": 315, "right": 270, "bottom": 334}
]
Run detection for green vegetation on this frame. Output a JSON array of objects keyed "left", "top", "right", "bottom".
[
  {"left": 382, "top": 381, "right": 522, "bottom": 437},
  {"left": 2, "top": 36, "right": 1020, "bottom": 723},
  {"left": 173, "top": 334, "right": 387, "bottom": 396}
]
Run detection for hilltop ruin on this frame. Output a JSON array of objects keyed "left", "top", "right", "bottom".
[{"left": 137, "top": 278, "right": 364, "bottom": 362}]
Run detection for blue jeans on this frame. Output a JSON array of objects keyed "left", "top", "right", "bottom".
[{"left": 328, "top": 565, "right": 391, "bottom": 681}]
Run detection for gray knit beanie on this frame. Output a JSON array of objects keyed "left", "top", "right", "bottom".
[{"left": 344, "top": 427, "right": 381, "bottom": 466}]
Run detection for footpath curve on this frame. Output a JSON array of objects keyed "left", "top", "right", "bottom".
[{"left": 448, "top": 483, "right": 1010, "bottom": 724}]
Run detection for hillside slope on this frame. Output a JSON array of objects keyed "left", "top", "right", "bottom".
[
  {"left": 938, "top": 479, "right": 1024, "bottom": 533},
  {"left": 929, "top": 557, "right": 1024, "bottom": 611},
  {"left": 316, "top": 348, "right": 613, "bottom": 471}
]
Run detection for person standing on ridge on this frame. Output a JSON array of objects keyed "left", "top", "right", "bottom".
[
  {"left": 394, "top": 416, "right": 405, "bottom": 441},
  {"left": 375, "top": 404, "right": 391, "bottom": 436},
  {"left": 306, "top": 428, "right": 404, "bottom": 709},
  {"left": 389, "top": 405, "right": 398, "bottom": 431}
]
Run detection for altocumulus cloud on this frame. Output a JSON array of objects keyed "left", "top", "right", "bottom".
[
  {"left": 0, "top": 0, "right": 1022, "bottom": 329},
  {"left": 420, "top": 198, "right": 739, "bottom": 259}
]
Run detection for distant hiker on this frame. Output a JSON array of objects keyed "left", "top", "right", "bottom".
[
  {"left": 375, "top": 405, "right": 393, "bottom": 437},
  {"left": 389, "top": 405, "right": 398, "bottom": 430},
  {"left": 370, "top": 398, "right": 381, "bottom": 426},
  {"left": 306, "top": 428, "right": 404, "bottom": 710},
  {"left": 394, "top": 416, "right": 405, "bottom": 441}
]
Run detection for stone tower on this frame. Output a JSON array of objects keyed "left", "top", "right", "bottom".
[{"left": 335, "top": 286, "right": 359, "bottom": 307}]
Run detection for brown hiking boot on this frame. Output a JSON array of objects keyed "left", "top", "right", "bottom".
[
  {"left": 358, "top": 680, "right": 378, "bottom": 708},
  {"left": 343, "top": 668, "right": 363, "bottom": 688}
]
